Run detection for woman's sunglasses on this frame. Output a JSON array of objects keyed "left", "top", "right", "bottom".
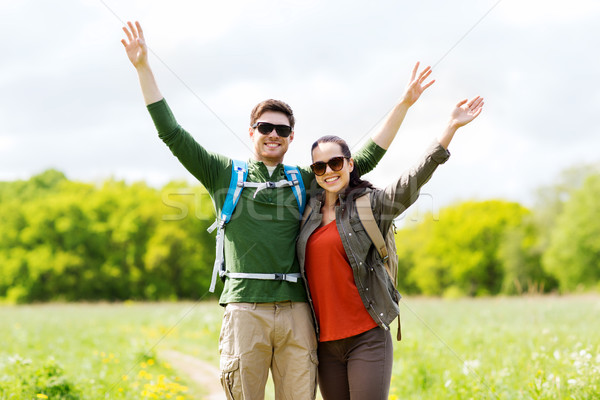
[
  {"left": 310, "top": 156, "right": 348, "bottom": 176},
  {"left": 252, "top": 122, "right": 292, "bottom": 138}
]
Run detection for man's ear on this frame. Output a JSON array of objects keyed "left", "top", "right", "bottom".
[
  {"left": 249, "top": 126, "right": 255, "bottom": 139},
  {"left": 288, "top": 131, "right": 294, "bottom": 143}
]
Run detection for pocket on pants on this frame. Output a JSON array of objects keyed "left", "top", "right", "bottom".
[{"left": 220, "top": 356, "right": 242, "bottom": 400}]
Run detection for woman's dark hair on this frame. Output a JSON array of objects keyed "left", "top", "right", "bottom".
[{"left": 311, "top": 135, "right": 373, "bottom": 191}]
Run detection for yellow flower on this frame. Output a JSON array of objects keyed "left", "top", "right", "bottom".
[
  {"left": 36, "top": 395, "right": 48, "bottom": 399},
  {"left": 147, "top": 359, "right": 155, "bottom": 366}
]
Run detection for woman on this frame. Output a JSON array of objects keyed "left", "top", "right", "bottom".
[{"left": 296, "top": 95, "right": 484, "bottom": 399}]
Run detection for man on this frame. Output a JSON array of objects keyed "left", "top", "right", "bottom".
[{"left": 121, "top": 20, "right": 433, "bottom": 399}]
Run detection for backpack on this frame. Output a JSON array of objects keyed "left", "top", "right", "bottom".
[
  {"left": 207, "top": 159, "right": 306, "bottom": 292},
  {"left": 355, "top": 193, "right": 402, "bottom": 341}
]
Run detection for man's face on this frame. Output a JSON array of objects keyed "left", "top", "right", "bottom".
[{"left": 249, "top": 111, "right": 294, "bottom": 166}]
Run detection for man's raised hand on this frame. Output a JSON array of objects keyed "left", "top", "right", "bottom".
[{"left": 121, "top": 21, "right": 148, "bottom": 69}]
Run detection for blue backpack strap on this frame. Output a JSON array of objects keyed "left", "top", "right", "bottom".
[
  {"left": 208, "top": 159, "right": 247, "bottom": 292},
  {"left": 283, "top": 165, "right": 306, "bottom": 216},
  {"left": 222, "top": 159, "right": 248, "bottom": 223}
]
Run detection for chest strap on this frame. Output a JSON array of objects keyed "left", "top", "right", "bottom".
[
  {"left": 207, "top": 160, "right": 306, "bottom": 292},
  {"left": 223, "top": 272, "right": 301, "bottom": 282}
]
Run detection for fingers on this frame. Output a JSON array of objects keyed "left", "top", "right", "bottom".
[
  {"left": 467, "top": 96, "right": 483, "bottom": 108},
  {"left": 136, "top": 21, "right": 145, "bottom": 40},
  {"left": 418, "top": 66, "right": 432, "bottom": 82},
  {"left": 411, "top": 61, "right": 420, "bottom": 81},
  {"left": 456, "top": 99, "right": 468, "bottom": 107},
  {"left": 422, "top": 79, "right": 435, "bottom": 90},
  {"left": 127, "top": 21, "right": 138, "bottom": 39},
  {"left": 122, "top": 25, "right": 133, "bottom": 42}
]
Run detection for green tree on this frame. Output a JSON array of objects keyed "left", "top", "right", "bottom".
[
  {"left": 543, "top": 174, "right": 600, "bottom": 291},
  {"left": 0, "top": 170, "right": 218, "bottom": 303},
  {"left": 396, "top": 200, "right": 529, "bottom": 296}
]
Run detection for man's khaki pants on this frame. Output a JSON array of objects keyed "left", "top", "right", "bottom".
[{"left": 219, "top": 302, "right": 318, "bottom": 400}]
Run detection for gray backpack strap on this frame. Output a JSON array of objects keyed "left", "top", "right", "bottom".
[
  {"left": 355, "top": 193, "right": 401, "bottom": 341},
  {"left": 356, "top": 194, "right": 388, "bottom": 265}
]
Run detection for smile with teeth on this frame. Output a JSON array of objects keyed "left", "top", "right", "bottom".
[
  {"left": 265, "top": 143, "right": 280, "bottom": 148},
  {"left": 324, "top": 176, "right": 340, "bottom": 183}
]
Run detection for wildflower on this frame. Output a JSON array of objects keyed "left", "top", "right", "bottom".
[
  {"left": 36, "top": 395, "right": 48, "bottom": 399},
  {"left": 147, "top": 359, "right": 155, "bottom": 366},
  {"left": 462, "top": 359, "right": 481, "bottom": 375}
]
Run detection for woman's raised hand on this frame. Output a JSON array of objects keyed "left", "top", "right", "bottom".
[
  {"left": 401, "top": 62, "right": 435, "bottom": 107},
  {"left": 450, "top": 96, "right": 484, "bottom": 128}
]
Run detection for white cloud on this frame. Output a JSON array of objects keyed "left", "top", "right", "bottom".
[
  {"left": 1, "top": 0, "right": 598, "bottom": 209},
  {"left": 496, "top": 0, "right": 600, "bottom": 25}
]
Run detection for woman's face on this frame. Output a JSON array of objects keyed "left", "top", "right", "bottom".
[{"left": 311, "top": 142, "right": 354, "bottom": 196}]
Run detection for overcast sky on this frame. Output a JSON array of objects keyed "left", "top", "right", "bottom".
[{"left": 1, "top": 0, "right": 599, "bottom": 217}]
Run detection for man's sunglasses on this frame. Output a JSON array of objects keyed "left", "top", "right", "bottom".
[
  {"left": 252, "top": 122, "right": 292, "bottom": 138},
  {"left": 310, "top": 156, "right": 348, "bottom": 176}
]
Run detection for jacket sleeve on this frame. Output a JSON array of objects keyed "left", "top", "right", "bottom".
[
  {"left": 374, "top": 140, "right": 450, "bottom": 223},
  {"left": 147, "top": 99, "right": 230, "bottom": 193}
]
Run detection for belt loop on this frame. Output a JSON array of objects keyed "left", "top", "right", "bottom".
[
  {"left": 252, "top": 302, "right": 257, "bottom": 310},
  {"left": 290, "top": 301, "right": 294, "bottom": 309}
]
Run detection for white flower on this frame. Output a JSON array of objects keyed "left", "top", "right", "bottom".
[
  {"left": 553, "top": 350, "right": 561, "bottom": 360},
  {"left": 462, "top": 359, "right": 481, "bottom": 375}
]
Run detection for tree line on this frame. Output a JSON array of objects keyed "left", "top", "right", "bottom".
[{"left": 1, "top": 167, "right": 598, "bottom": 303}]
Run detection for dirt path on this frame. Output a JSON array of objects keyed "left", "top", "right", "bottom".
[{"left": 160, "top": 350, "right": 226, "bottom": 400}]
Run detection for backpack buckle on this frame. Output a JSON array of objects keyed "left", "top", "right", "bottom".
[{"left": 265, "top": 182, "right": 276, "bottom": 189}]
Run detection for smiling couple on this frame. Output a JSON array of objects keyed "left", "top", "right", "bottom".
[{"left": 122, "top": 21, "right": 483, "bottom": 400}]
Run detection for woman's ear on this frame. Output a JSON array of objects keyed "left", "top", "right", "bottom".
[{"left": 348, "top": 158, "right": 354, "bottom": 173}]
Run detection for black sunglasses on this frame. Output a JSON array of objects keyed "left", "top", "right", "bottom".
[
  {"left": 252, "top": 122, "right": 292, "bottom": 138},
  {"left": 310, "top": 156, "right": 348, "bottom": 176}
]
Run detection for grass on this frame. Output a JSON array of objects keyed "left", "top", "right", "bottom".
[{"left": 0, "top": 296, "right": 598, "bottom": 399}]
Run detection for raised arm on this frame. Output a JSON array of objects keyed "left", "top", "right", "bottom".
[
  {"left": 370, "top": 62, "right": 435, "bottom": 150},
  {"left": 377, "top": 96, "right": 485, "bottom": 223},
  {"left": 437, "top": 96, "right": 484, "bottom": 149},
  {"left": 121, "top": 21, "right": 163, "bottom": 105}
]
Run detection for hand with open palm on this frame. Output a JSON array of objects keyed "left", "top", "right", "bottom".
[
  {"left": 450, "top": 96, "right": 484, "bottom": 128},
  {"left": 121, "top": 21, "right": 148, "bottom": 69},
  {"left": 120, "top": 21, "right": 162, "bottom": 105},
  {"left": 401, "top": 62, "right": 435, "bottom": 107}
]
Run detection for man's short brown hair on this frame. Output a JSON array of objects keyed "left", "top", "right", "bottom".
[{"left": 250, "top": 99, "right": 295, "bottom": 129}]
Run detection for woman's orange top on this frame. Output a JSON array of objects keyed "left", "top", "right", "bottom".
[{"left": 305, "top": 220, "right": 377, "bottom": 342}]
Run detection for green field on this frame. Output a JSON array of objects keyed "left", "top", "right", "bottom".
[{"left": 1, "top": 296, "right": 599, "bottom": 399}]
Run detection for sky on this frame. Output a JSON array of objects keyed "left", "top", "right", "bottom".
[{"left": 1, "top": 0, "right": 599, "bottom": 218}]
